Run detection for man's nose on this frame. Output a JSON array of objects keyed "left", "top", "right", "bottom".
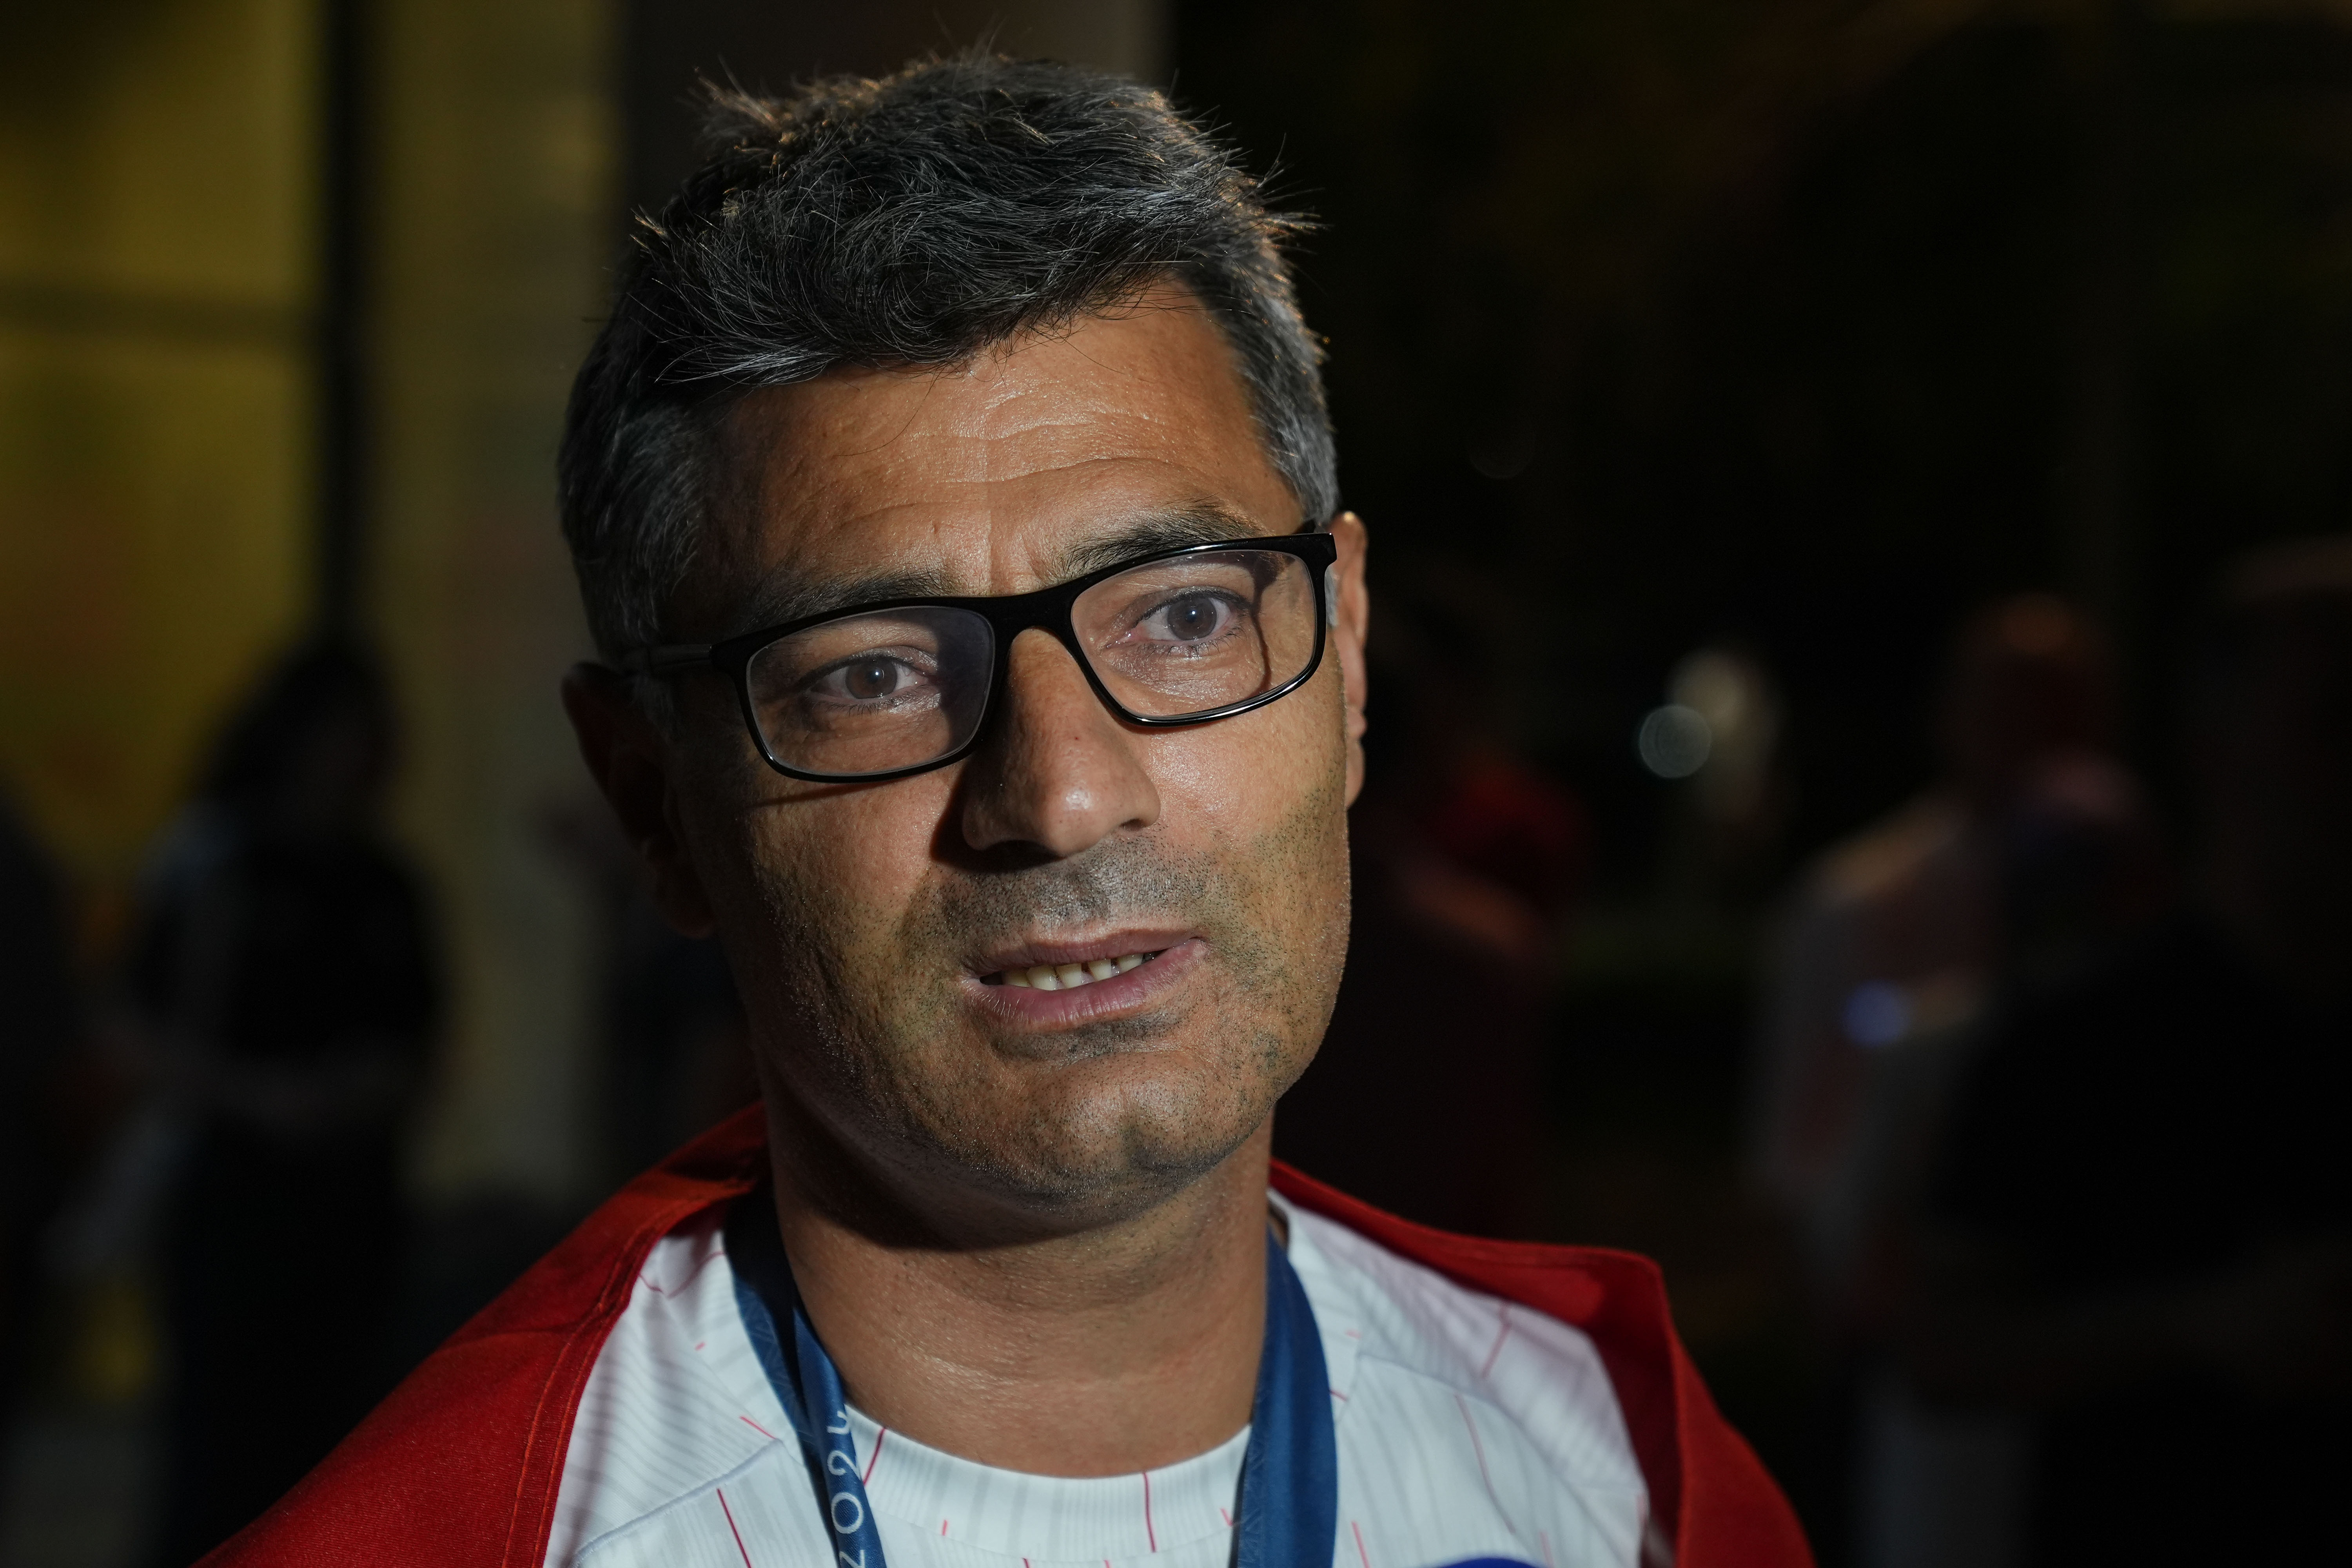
[{"left": 958, "top": 629, "right": 1161, "bottom": 858}]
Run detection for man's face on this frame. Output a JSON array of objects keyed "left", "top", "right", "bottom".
[{"left": 593, "top": 291, "right": 1369, "bottom": 1234}]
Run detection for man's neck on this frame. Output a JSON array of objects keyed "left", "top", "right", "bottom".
[{"left": 762, "top": 1102, "right": 1273, "bottom": 1477}]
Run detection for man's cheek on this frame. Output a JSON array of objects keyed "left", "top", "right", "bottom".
[
  {"left": 743, "top": 796, "right": 891, "bottom": 908},
  {"left": 1192, "top": 685, "right": 1344, "bottom": 815},
  {"left": 1155, "top": 731, "right": 1311, "bottom": 840}
]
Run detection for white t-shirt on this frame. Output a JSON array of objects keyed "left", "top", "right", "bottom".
[{"left": 547, "top": 1194, "right": 1647, "bottom": 1568}]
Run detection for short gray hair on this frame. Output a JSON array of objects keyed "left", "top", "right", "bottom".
[{"left": 557, "top": 54, "right": 1338, "bottom": 660}]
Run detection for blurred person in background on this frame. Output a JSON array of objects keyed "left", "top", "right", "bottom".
[
  {"left": 1750, "top": 593, "right": 2164, "bottom": 1565},
  {"left": 126, "top": 639, "right": 440, "bottom": 1565},
  {"left": 1752, "top": 593, "right": 2149, "bottom": 1268},
  {"left": 1907, "top": 539, "right": 2352, "bottom": 1566}
]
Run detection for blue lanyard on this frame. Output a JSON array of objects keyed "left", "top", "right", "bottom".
[{"left": 728, "top": 1199, "right": 1338, "bottom": 1568}]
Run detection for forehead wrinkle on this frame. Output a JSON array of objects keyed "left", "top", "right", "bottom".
[{"left": 828, "top": 370, "right": 951, "bottom": 470}]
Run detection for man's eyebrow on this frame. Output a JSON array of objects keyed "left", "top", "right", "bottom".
[
  {"left": 724, "top": 504, "right": 1283, "bottom": 634},
  {"left": 731, "top": 564, "right": 955, "bottom": 635},
  {"left": 1048, "top": 503, "right": 1275, "bottom": 581}
]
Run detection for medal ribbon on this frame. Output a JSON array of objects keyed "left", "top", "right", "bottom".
[{"left": 729, "top": 1201, "right": 1338, "bottom": 1568}]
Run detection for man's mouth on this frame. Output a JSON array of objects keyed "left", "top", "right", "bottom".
[
  {"left": 982, "top": 949, "right": 1169, "bottom": 991},
  {"left": 965, "top": 936, "right": 1207, "bottom": 1028}
]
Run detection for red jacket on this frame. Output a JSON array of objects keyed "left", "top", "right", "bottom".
[{"left": 205, "top": 1108, "right": 1812, "bottom": 1566}]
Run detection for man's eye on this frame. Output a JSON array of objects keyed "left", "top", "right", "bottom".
[
  {"left": 810, "top": 653, "right": 931, "bottom": 702},
  {"left": 842, "top": 659, "right": 901, "bottom": 699},
  {"left": 1139, "top": 593, "right": 1240, "bottom": 644}
]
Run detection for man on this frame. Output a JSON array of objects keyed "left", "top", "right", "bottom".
[
  {"left": 1908, "top": 538, "right": 2352, "bottom": 1566},
  {"left": 210, "top": 56, "right": 1805, "bottom": 1568},
  {"left": 1751, "top": 592, "right": 2143, "bottom": 1259},
  {"left": 1749, "top": 597, "right": 2161, "bottom": 1566}
]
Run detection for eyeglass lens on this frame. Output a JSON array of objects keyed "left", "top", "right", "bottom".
[{"left": 742, "top": 548, "right": 1321, "bottom": 778}]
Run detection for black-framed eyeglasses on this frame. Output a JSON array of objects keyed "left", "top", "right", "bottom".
[{"left": 622, "top": 529, "right": 1341, "bottom": 783}]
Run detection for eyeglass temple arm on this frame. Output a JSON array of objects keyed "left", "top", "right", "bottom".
[{"left": 617, "top": 644, "right": 714, "bottom": 677}]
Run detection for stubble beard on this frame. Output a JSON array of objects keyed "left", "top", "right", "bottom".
[{"left": 736, "top": 775, "right": 1352, "bottom": 1229}]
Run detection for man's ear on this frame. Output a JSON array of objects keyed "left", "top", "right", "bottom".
[
  {"left": 561, "top": 663, "right": 718, "bottom": 938},
  {"left": 1330, "top": 512, "right": 1372, "bottom": 806}
]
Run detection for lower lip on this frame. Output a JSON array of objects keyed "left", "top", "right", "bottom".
[{"left": 967, "top": 938, "right": 1207, "bottom": 1027}]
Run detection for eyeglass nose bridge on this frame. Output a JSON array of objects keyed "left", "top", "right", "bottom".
[{"left": 956, "top": 578, "right": 1147, "bottom": 759}]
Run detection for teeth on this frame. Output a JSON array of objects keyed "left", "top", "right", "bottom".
[{"left": 992, "top": 952, "right": 1159, "bottom": 987}]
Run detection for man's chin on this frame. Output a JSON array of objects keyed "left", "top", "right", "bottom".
[{"left": 913, "top": 1070, "right": 1276, "bottom": 1227}]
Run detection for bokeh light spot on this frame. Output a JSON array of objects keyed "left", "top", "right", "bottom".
[
  {"left": 1843, "top": 980, "right": 1914, "bottom": 1049},
  {"left": 1637, "top": 704, "right": 1712, "bottom": 778}
]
